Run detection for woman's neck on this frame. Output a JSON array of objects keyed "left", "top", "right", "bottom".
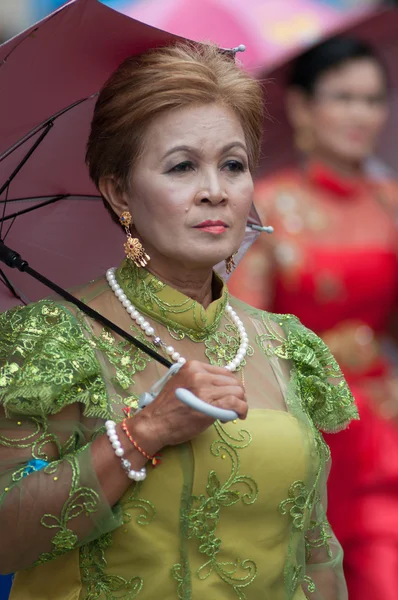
[{"left": 145, "top": 262, "right": 215, "bottom": 309}]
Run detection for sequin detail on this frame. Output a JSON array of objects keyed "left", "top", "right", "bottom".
[{"left": 0, "top": 301, "right": 109, "bottom": 419}]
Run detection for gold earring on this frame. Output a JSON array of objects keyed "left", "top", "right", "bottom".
[
  {"left": 294, "top": 127, "right": 315, "bottom": 154},
  {"left": 119, "top": 211, "right": 150, "bottom": 268},
  {"left": 225, "top": 253, "right": 237, "bottom": 275}
]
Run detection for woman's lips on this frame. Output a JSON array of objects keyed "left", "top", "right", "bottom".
[{"left": 194, "top": 220, "right": 229, "bottom": 234}]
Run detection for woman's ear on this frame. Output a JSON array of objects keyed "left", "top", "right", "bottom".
[
  {"left": 285, "top": 87, "right": 312, "bottom": 130},
  {"left": 99, "top": 176, "right": 129, "bottom": 216}
]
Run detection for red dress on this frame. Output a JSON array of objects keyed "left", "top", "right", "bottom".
[{"left": 229, "top": 162, "right": 398, "bottom": 599}]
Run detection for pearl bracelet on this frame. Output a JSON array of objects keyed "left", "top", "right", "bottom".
[{"left": 105, "top": 420, "right": 147, "bottom": 482}]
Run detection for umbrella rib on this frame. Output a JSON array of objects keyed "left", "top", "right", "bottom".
[
  {"left": 0, "top": 185, "right": 8, "bottom": 238},
  {"left": 0, "top": 123, "right": 53, "bottom": 199},
  {"left": 3, "top": 215, "right": 16, "bottom": 241},
  {"left": 1, "top": 26, "right": 40, "bottom": 68},
  {"left": 0, "top": 195, "right": 68, "bottom": 223},
  {"left": 0, "top": 94, "right": 97, "bottom": 164},
  {"left": 0, "top": 195, "right": 100, "bottom": 205}
]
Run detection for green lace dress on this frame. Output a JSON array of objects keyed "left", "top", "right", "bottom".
[{"left": 0, "top": 260, "right": 357, "bottom": 599}]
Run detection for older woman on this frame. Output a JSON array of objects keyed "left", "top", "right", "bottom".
[{"left": 0, "top": 43, "right": 356, "bottom": 600}]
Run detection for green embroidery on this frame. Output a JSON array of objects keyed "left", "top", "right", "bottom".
[
  {"left": 0, "top": 301, "right": 109, "bottom": 419},
  {"left": 173, "top": 445, "right": 194, "bottom": 599},
  {"left": 255, "top": 311, "right": 358, "bottom": 433},
  {"left": 121, "top": 480, "right": 157, "bottom": 527},
  {"left": 251, "top": 306, "right": 357, "bottom": 597},
  {"left": 279, "top": 481, "right": 314, "bottom": 531},
  {"left": 287, "top": 565, "right": 316, "bottom": 597},
  {"left": 80, "top": 533, "right": 144, "bottom": 600},
  {"left": 0, "top": 415, "right": 80, "bottom": 505},
  {"left": 174, "top": 422, "right": 258, "bottom": 599},
  {"left": 305, "top": 518, "right": 333, "bottom": 562},
  {"left": 35, "top": 452, "right": 102, "bottom": 564},
  {"left": 171, "top": 561, "right": 191, "bottom": 600},
  {"left": 0, "top": 417, "right": 43, "bottom": 450},
  {"left": 79, "top": 481, "right": 154, "bottom": 599},
  {"left": 204, "top": 322, "right": 254, "bottom": 369},
  {"left": 116, "top": 260, "right": 227, "bottom": 342},
  {"left": 93, "top": 325, "right": 153, "bottom": 391},
  {"left": 305, "top": 576, "right": 316, "bottom": 594}
]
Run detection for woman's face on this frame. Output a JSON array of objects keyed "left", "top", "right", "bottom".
[
  {"left": 121, "top": 103, "right": 254, "bottom": 273},
  {"left": 301, "top": 58, "right": 388, "bottom": 164}
]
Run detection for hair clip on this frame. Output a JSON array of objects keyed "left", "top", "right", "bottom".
[
  {"left": 232, "top": 44, "right": 246, "bottom": 55},
  {"left": 248, "top": 223, "right": 274, "bottom": 234}
]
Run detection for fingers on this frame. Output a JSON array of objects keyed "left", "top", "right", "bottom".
[
  {"left": 208, "top": 385, "right": 246, "bottom": 402},
  {"left": 180, "top": 361, "right": 244, "bottom": 390},
  {"left": 211, "top": 396, "right": 248, "bottom": 420},
  {"left": 210, "top": 375, "right": 245, "bottom": 389}
]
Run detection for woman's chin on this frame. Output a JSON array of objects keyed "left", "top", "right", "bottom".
[{"left": 177, "top": 254, "right": 230, "bottom": 272}]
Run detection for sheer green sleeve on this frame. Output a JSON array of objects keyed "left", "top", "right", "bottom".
[
  {"left": 0, "top": 300, "right": 123, "bottom": 574},
  {"left": 271, "top": 313, "right": 358, "bottom": 599},
  {"left": 273, "top": 313, "right": 359, "bottom": 433},
  {"left": 301, "top": 459, "right": 348, "bottom": 600}
]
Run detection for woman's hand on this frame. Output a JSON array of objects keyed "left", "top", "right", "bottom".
[{"left": 129, "top": 360, "right": 247, "bottom": 455}]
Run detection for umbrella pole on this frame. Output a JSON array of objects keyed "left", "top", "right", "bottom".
[
  {"left": 0, "top": 240, "right": 172, "bottom": 369},
  {"left": 0, "top": 241, "right": 240, "bottom": 422}
]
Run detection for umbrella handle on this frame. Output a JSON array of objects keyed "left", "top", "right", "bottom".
[{"left": 175, "top": 388, "right": 238, "bottom": 422}]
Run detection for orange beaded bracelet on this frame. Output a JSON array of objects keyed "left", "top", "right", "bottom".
[{"left": 121, "top": 417, "right": 161, "bottom": 467}]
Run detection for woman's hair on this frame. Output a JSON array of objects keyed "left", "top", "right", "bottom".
[
  {"left": 86, "top": 42, "right": 264, "bottom": 196},
  {"left": 288, "top": 36, "right": 388, "bottom": 95}
]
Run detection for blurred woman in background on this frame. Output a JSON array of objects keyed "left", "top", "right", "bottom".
[{"left": 229, "top": 36, "right": 398, "bottom": 600}]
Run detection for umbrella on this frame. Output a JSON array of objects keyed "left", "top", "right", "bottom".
[
  {"left": 122, "top": 0, "right": 374, "bottom": 74},
  {"left": 256, "top": 8, "right": 398, "bottom": 177},
  {"left": 0, "top": 0, "right": 184, "bottom": 312},
  {"left": 0, "top": 0, "right": 264, "bottom": 313}
]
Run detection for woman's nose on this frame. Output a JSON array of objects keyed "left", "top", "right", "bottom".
[{"left": 195, "top": 172, "right": 227, "bottom": 205}]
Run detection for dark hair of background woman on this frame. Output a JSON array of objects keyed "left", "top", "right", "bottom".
[{"left": 288, "top": 37, "right": 388, "bottom": 94}]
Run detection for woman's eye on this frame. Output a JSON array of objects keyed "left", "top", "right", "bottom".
[
  {"left": 169, "top": 161, "right": 194, "bottom": 173},
  {"left": 224, "top": 160, "right": 245, "bottom": 173}
]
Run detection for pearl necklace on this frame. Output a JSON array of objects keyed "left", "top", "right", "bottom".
[{"left": 106, "top": 267, "right": 248, "bottom": 372}]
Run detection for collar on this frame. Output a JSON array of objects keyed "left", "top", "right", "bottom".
[
  {"left": 307, "top": 161, "right": 368, "bottom": 198},
  {"left": 115, "top": 259, "right": 228, "bottom": 341}
]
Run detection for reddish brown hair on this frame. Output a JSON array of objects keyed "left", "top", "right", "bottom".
[{"left": 86, "top": 42, "right": 264, "bottom": 194}]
